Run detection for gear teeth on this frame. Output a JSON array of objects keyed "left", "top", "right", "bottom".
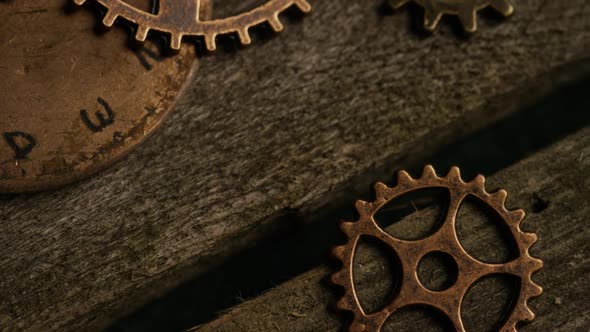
[
  {"left": 374, "top": 182, "right": 389, "bottom": 200},
  {"left": 423, "top": 7, "right": 443, "bottom": 31},
  {"left": 397, "top": 170, "right": 414, "bottom": 185},
  {"left": 102, "top": 11, "right": 118, "bottom": 27},
  {"left": 458, "top": 6, "right": 478, "bottom": 33},
  {"left": 267, "top": 14, "right": 284, "bottom": 32},
  {"left": 204, "top": 34, "right": 217, "bottom": 52},
  {"left": 422, "top": 165, "right": 438, "bottom": 179},
  {"left": 490, "top": 0, "right": 514, "bottom": 16},
  {"left": 506, "top": 209, "right": 525, "bottom": 226},
  {"left": 293, "top": 0, "right": 312, "bottom": 13},
  {"left": 169, "top": 34, "right": 183, "bottom": 50},
  {"left": 473, "top": 174, "right": 486, "bottom": 186},
  {"left": 491, "top": 189, "right": 508, "bottom": 206},
  {"left": 355, "top": 200, "right": 372, "bottom": 217},
  {"left": 335, "top": 297, "right": 350, "bottom": 311},
  {"left": 511, "top": 209, "right": 526, "bottom": 222},
  {"left": 522, "top": 307, "right": 535, "bottom": 320},
  {"left": 135, "top": 26, "right": 149, "bottom": 42},
  {"left": 530, "top": 281, "right": 543, "bottom": 296},
  {"left": 521, "top": 232, "right": 538, "bottom": 247},
  {"left": 339, "top": 221, "right": 356, "bottom": 236},
  {"left": 237, "top": 28, "right": 252, "bottom": 45},
  {"left": 447, "top": 166, "right": 462, "bottom": 181},
  {"left": 330, "top": 271, "right": 346, "bottom": 286},
  {"left": 331, "top": 244, "right": 348, "bottom": 259},
  {"left": 530, "top": 257, "right": 544, "bottom": 271}
]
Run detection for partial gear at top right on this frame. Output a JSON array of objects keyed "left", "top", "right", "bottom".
[{"left": 390, "top": 0, "right": 514, "bottom": 33}]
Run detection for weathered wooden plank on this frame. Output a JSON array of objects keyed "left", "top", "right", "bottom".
[
  {"left": 196, "top": 127, "right": 590, "bottom": 332},
  {"left": 1, "top": 0, "right": 589, "bottom": 330}
]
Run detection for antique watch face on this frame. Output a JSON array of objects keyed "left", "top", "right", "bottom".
[{"left": 0, "top": 0, "right": 201, "bottom": 193}]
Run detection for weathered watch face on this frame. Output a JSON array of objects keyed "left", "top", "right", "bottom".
[{"left": 0, "top": 0, "right": 199, "bottom": 193}]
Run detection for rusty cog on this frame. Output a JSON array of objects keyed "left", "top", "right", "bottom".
[
  {"left": 331, "top": 166, "right": 543, "bottom": 332},
  {"left": 74, "top": 0, "right": 311, "bottom": 51},
  {"left": 390, "top": 0, "right": 514, "bottom": 32}
]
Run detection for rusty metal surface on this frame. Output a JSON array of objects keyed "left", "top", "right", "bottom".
[
  {"left": 74, "top": 0, "right": 312, "bottom": 51},
  {"left": 390, "top": 0, "right": 514, "bottom": 32},
  {"left": 0, "top": 0, "right": 206, "bottom": 193},
  {"left": 331, "top": 166, "right": 543, "bottom": 331}
]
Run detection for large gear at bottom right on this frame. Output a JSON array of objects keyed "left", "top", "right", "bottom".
[
  {"left": 331, "top": 165, "right": 543, "bottom": 332},
  {"left": 390, "top": 0, "right": 514, "bottom": 32}
]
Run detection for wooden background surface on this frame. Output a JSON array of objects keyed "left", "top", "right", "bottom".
[{"left": 1, "top": 0, "right": 589, "bottom": 331}]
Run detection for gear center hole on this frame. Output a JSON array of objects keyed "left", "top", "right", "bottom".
[{"left": 417, "top": 251, "right": 458, "bottom": 292}]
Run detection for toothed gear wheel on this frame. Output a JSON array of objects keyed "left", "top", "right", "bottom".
[
  {"left": 390, "top": 0, "right": 514, "bottom": 32},
  {"left": 74, "top": 0, "right": 311, "bottom": 51},
  {"left": 331, "top": 166, "right": 543, "bottom": 332}
]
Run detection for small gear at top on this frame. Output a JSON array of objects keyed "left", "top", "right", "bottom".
[
  {"left": 74, "top": 0, "right": 311, "bottom": 51},
  {"left": 390, "top": 0, "right": 514, "bottom": 32},
  {"left": 331, "top": 165, "right": 543, "bottom": 332}
]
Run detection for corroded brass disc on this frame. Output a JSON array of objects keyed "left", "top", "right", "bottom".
[{"left": 0, "top": 0, "right": 201, "bottom": 193}]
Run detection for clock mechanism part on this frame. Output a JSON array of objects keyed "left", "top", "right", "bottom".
[
  {"left": 390, "top": 0, "right": 514, "bottom": 32},
  {"left": 73, "top": 0, "right": 312, "bottom": 51},
  {"left": 331, "top": 166, "right": 543, "bottom": 332},
  {"left": 0, "top": 0, "right": 211, "bottom": 193}
]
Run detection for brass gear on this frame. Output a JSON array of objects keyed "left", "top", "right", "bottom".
[
  {"left": 331, "top": 166, "right": 543, "bottom": 332},
  {"left": 74, "top": 0, "right": 311, "bottom": 51},
  {"left": 390, "top": 0, "right": 514, "bottom": 32}
]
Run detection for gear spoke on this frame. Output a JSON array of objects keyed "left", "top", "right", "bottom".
[
  {"left": 490, "top": 0, "right": 514, "bottom": 16},
  {"left": 441, "top": 189, "right": 464, "bottom": 234}
]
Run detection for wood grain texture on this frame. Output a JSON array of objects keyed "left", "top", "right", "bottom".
[
  {"left": 1, "top": 0, "right": 589, "bottom": 330},
  {"left": 196, "top": 127, "right": 590, "bottom": 332}
]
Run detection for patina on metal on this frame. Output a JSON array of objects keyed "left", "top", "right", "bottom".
[
  {"left": 73, "top": 0, "right": 312, "bottom": 51},
  {"left": 0, "top": 0, "right": 210, "bottom": 193},
  {"left": 331, "top": 166, "right": 543, "bottom": 332},
  {"left": 390, "top": 0, "right": 514, "bottom": 32}
]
